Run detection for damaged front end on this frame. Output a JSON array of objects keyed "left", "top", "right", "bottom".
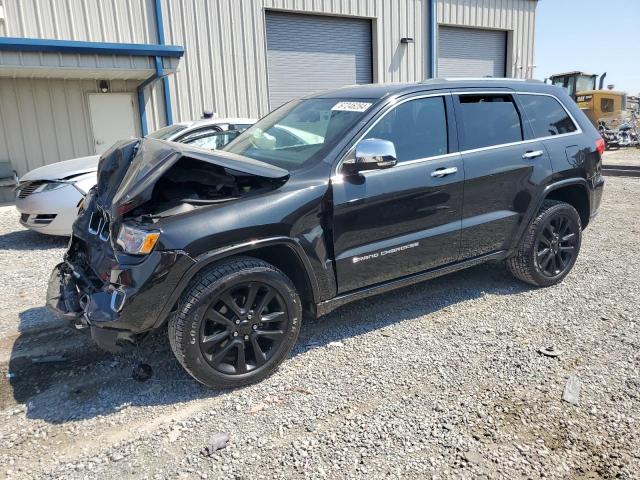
[{"left": 46, "top": 138, "right": 289, "bottom": 352}]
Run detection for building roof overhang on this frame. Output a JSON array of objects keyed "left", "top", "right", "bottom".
[
  {"left": 0, "top": 37, "right": 184, "bottom": 58},
  {"left": 0, "top": 37, "right": 183, "bottom": 80}
]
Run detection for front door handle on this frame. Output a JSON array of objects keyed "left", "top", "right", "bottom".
[
  {"left": 431, "top": 166, "right": 458, "bottom": 178},
  {"left": 522, "top": 150, "right": 544, "bottom": 160}
]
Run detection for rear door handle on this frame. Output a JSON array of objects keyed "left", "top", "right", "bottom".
[
  {"left": 431, "top": 166, "right": 458, "bottom": 178},
  {"left": 522, "top": 150, "right": 544, "bottom": 160}
]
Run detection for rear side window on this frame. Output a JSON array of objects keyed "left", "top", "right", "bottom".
[
  {"left": 363, "top": 96, "right": 448, "bottom": 162},
  {"left": 519, "top": 94, "right": 578, "bottom": 137},
  {"left": 457, "top": 94, "right": 523, "bottom": 150}
]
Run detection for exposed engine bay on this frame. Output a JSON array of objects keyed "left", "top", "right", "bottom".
[
  {"left": 129, "top": 156, "right": 282, "bottom": 218},
  {"left": 94, "top": 138, "right": 289, "bottom": 223}
]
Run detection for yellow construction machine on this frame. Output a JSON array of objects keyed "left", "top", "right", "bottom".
[{"left": 548, "top": 72, "right": 638, "bottom": 147}]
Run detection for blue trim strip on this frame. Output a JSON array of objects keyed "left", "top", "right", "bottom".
[
  {"left": 153, "top": 0, "right": 173, "bottom": 126},
  {"left": 429, "top": 0, "right": 437, "bottom": 78},
  {"left": 137, "top": 1, "right": 175, "bottom": 134},
  {"left": 0, "top": 36, "right": 184, "bottom": 58},
  {"left": 154, "top": 0, "right": 166, "bottom": 44},
  {"left": 137, "top": 58, "right": 168, "bottom": 136}
]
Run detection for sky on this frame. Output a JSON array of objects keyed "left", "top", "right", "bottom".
[{"left": 534, "top": 0, "right": 640, "bottom": 95}]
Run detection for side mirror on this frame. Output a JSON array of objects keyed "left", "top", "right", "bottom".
[{"left": 342, "top": 138, "right": 398, "bottom": 175}]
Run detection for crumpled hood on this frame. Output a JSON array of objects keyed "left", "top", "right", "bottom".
[
  {"left": 95, "top": 138, "right": 289, "bottom": 221},
  {"left": 20, "top": 155, "right": 100, "bottom": 181}
]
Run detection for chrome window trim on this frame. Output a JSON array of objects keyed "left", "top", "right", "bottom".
[
  {"left": 335, "top": 92, "right": 452, "bottom": 175},
  {"left": 359, "top": 152, "right": 461, "bottom": 178},
  {"left": 334, "top": 90, "right": 583, "bottom": 176}
]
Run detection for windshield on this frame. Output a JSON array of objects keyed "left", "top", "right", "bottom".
[
  {"left": 223, "top": 98, "right": 375, "bottom": 170},
  {"left": 576, "top": 75, "right": 596, "bottom": 93},
  {"left": 146, "top": 124, "right": 188, "bottom": 140}
]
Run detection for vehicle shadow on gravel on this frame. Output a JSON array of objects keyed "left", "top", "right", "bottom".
[
  {"left": 17, "top": 307, "right": 66, "bottom": 333},
  {"left": 7, "top": 262, "right": 532, "bottom": 424},
  {"left": 0, "top": 229, "right": 68, "bottom": 250}
]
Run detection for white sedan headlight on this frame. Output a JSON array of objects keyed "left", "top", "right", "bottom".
[{"left": 116, "top": 224, "right": 160, "bottom": 255}]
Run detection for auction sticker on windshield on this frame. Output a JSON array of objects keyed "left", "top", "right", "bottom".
[{"left": 331, "top": 101, "right": 372, "bottom": 112}]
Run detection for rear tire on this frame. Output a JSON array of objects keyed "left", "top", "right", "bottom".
[
  {"left": 168, "top": 256, "right": 302, "bottom": 388},
  {"left": 507, "top": 200, "right": 582, "bottom": 287}
]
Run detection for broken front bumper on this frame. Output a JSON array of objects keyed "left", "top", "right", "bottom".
[{"left": 46, "top": 241, "right": 195, "bottom": 352}]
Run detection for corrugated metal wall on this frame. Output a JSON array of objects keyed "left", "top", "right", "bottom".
[
  {"left": 159, "top": 0, "right": 427, "bottom": 121},
  {"left": 0, "top": 0, "right": 537, "bottom": 114},
  {"left": 0, "top": 78, "right": 141, "bottom": 175},
  {"left": 160, "top": 0, "right": 536, "bottom": 121},
  {"left": 0, "top": 0, "right": 165, "bottom": 176},
  {"left": 0, "top": 0, "right": 537, "bottom": 176},
  {"left": 437, "top": 0, "right": 537, "bottom": 78},
  {"left": 0, "top": 0, "right": 158, "bottom": 43}
]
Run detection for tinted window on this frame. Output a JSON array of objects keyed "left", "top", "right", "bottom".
[
  {"left": 362, "top": 97, "right": 448, "bottom": 162},
  {"left": 457, "top": 94, "right": 523, "bottom": 150},
  {"left": 520, "top": 94, "right": 578, "bottom": 137}
]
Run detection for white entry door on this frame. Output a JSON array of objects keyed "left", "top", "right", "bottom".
[{"left": 87, "top": 93, "right": 137, "bottom": 154}]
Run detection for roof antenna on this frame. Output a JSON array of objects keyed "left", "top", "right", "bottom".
[{"left": 202, "top": 110, "right": 215, "bottom": 119}]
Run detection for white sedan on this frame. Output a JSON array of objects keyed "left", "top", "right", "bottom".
[{"left": 16, "top": 117, "right": 255, "bottom": 236}]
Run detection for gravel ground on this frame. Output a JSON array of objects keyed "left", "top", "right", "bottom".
[
  {"left": 602, "top": 147, "right": 640, "bottom": 166},
  {"left": 0, "top": 176, "right": 639, "bottom": 479},
  {"left": 0, "top": 206, "right": 66, "bottom": 338}
]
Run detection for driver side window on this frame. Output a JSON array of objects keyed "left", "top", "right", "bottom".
[{"left": 363, "top": 96, "right": 448, "bottom": 163}]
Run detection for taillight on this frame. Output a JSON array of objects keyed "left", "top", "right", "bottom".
[{"left": 595, "top": 137, "right": 605, "bottom": 156}]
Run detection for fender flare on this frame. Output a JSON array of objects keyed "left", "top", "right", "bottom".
[
  {"left": 510, "top": 177, "right": 591, "bottom": 253},
  {"left": 154, "top": 237, "right": 321, "bottom": 328}
]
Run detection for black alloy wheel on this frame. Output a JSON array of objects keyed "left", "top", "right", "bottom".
[
  {"left": 534, "top": 214, "right": 578, "bottom": 278},
  {"left": 169, "top": 257, "right": 301, "bottom": 388},
  {"left": 507, "top": 200, "right": 582, "bottom": 287},
  {"left": 199, "top": 282, "right": 288, "bottom": 375}
]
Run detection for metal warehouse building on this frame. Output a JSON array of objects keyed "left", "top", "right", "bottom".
[{"left": 0, "top": 0, "right": 537, "bottom": 195}]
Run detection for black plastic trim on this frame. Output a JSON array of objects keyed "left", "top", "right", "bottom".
[
  {"left": 153, "top": 236, "right": 321, "bottom": 328},
  {"left": 316, "top": 250, "right": 508, "bottom": 317}
]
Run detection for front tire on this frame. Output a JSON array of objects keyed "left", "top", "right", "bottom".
[
  {"left": 169, "top": 257, "right": 302, "bottom": 388},
  {"left": 507, "top": 200, "right": 582, "bottom": 287}
]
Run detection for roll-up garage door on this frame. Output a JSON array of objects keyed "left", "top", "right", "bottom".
[
  {"left": 265, "top": 12, "right": 373, "bottom": 109},
  {"left": 438, "top": 26, "right": 507, "bottom": 78}
]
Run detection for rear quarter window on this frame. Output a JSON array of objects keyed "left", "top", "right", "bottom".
[
  {"left": 457, "top": 94, "right": 523, "bottom": 150},
  {"left": 519, "top": 94, "right": 578, "bottom": 138}
]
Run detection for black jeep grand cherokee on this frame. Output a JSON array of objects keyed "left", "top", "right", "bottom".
[{"left": 47, "top": 79, "right": 605, "bottom": 388}]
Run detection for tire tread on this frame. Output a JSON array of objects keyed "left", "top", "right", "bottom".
[
  {"left": 507, "top": 200, "right": 582, "bottom": 287},
  {"left": 168, "top": 256, "right": 299, "bottom": 388}
]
